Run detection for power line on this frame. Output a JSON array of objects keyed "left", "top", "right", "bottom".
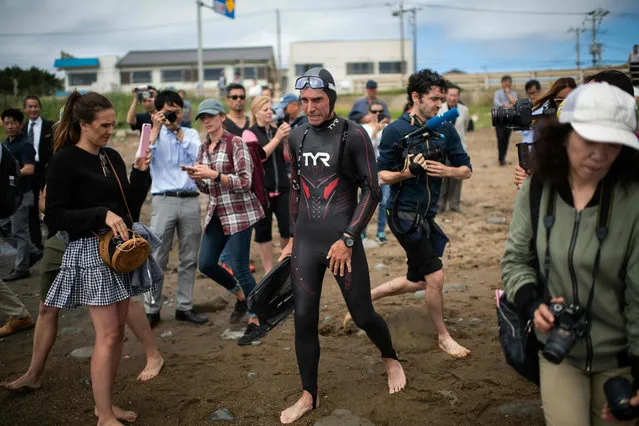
[{"left": 414, "top": 3, "right": 587, "bottom": 16}]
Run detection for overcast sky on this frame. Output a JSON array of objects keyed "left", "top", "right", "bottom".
[{"left": 1, "top": 0, "right": 638, "bottom": 74}]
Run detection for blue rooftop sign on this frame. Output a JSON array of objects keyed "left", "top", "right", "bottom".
[
  {"left": 54, "top": 58, "right": 100, "bottom": 68},
  {"left": 213, "top": 0, "right": 235, "bottom": 19}
]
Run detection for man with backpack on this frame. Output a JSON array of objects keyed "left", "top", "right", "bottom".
[{"left": 1, "top": 108, "right": 42, "bottom": 282}]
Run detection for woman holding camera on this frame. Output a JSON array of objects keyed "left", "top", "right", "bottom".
[
  {"left": 513, "top": 77, "right": 577, "bottom": 189},
  {"left": 502, "top": 82, "right": 639, "bottom": 425},
  {"left": 244, "top": 96, "right": 291, "bottom": 273},
  {"left": 44, "top": 92, "right": 152, "bottom": 425}
]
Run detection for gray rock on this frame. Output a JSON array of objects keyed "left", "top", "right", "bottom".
[
  {"left": 498, "top": 400, "right": 543, "bottom": 418},
  {"left": 251, "top": 340, "right": 261, "bottom": 346},
  {"left": 323, "top": 315, "right": 332, "bottom": 323},
  {"left": 209, "top": 408, "right": 235, "bottom": 422},
  {"left": 356, "top": 329, "right": 366, "bottom": 337},
  {"left": 486, "top": 217, "right": 507, "bottom": 225},
  {"left": 68, "top": 346, "right": 94, "bottom": 360},
  {"left": 443, "top": 283, "right": 470, "bottom": 293},
  {"left": 366, "top": 368, "right": 375, "bottom": 375},
  {"left": 160, "top": 330, "right": 174, "bottom": 338},
  {"left": 247, "top": 372, "right": 258, "bottom": 379},
  {"left": 255, "top": 407, "right": 265, "bottom": 414},
  {"left": 221, "top": 329, "right": 245, "bottom": 340},
  {"left": 437, "top": 389, "right": 459, "bottom": 406},
  {"left": 467, "top": 318, "right": 484, "bottom": 326},
  {"left": 313, "top": 410, "right": 375, "bottom": 426},
  {"left": 374, "top": 263, "right": 387, "bottom": 270},
  {"left": 362, "top": 239, "right": 379, "bottom": 249},
  {"left": 60, "top": 327, "right": 81, "bottom": 336},
  {"left": 414, "top": 290, "right": 426, "bottom": 298},
  {"left": 282, "top": 346, "right": 291, "bottom": 351},
  {"left": 80, "top": 377, "right": 92, "bottom": 387}
]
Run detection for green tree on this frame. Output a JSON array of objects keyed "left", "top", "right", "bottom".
[{"left": 0, "top": 66, "right": 63, "bottom": 96}]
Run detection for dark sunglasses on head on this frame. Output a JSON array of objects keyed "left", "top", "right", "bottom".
[
  {"left": 294, "top": 76, "right": 336, "bottom": 91},
  {"left": 228, "top": 95, "right": 245, "bottom": 100}
]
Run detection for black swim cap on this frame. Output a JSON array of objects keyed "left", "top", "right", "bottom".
[{"left": 300, "top": 67, "right": 337, "bottom": 111}]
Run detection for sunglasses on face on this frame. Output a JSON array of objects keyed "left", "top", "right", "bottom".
[
  {"left": 228, "top": 95, "right": 245, "bottom": 101},
  {"left": 370, "top": 109, "right": 384, "bottom": 114}
]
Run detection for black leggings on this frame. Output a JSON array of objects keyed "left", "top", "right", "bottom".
[{"left": 291, "top": 236, "right": 397, "bottom": 399}]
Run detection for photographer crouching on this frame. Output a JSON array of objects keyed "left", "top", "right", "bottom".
[
  {"left": 351, "top": 69, "right": 473, "bottom": 357},
  {"left": 501, "top": 82, "right": 639, "bottom": 425}
]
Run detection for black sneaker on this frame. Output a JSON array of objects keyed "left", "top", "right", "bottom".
[
  {"left": 238, "top": 323, "right": 268, "bottom": 346},
  {"left": 229, "top": 300, "right": 248, "bottom": 324}
]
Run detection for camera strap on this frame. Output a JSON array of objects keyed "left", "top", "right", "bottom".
[{"left": 541, "top": 175, "right": 614, "bottom": 312}]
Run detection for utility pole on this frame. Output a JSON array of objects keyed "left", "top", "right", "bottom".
[
  {"left": 276, "top": 8, "right": 282, "bottom": 95},
  {"left": 568, "top": 27, "right": 584, "bottom": 71},
  {"left": 585, "top": 8, "right": 608, "bottom": 68},
  {"left": 392, "top": 1, "right": 406, "bottom": 82}
]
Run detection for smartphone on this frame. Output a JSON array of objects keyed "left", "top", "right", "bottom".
[
  {"left": 136, "top": 123, "right": 152, "bottom": 158},
  {"left": 180, "top": 165, "right": 195, "bottom": 172}
]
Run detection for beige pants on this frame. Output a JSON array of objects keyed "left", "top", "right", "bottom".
[
  {"left": 0, "top": 278, "right": 29, "bottom": 318},
  {"left": 540, "top": 354, "right": 634, "bottom": 426}
]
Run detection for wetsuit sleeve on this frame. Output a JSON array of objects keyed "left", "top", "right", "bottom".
[
  {"left": 444, "top": 124, "right": 472, "bottom": 171},
  {"left": 624, "top": 215, "right": 639, "bottom": 360},
  {"left": 344, "top": 125, "right": 380, "bottom": 238}
]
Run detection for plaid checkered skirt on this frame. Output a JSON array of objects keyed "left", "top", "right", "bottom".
[{"left": 44, "top": 236, "right": 148, "bottom": 309}]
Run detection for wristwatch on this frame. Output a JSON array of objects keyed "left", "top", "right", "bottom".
[
  {"left": 214, "top": 172, "right": 222, "bottom": 183},
  {"left": 341, "top": 234, "right": 355, "bottom": 248}
]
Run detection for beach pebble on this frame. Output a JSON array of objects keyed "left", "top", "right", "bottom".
[
  {"left": 362, "top": 239, "right": 379, "bottom": 249},
  {"left": 247, "top": 372, "right": 258, "bottom": 379},
  {"left": 414, "top": 290, "right": 425, "bottom": 298},
  {"left": 255, "top": 407, "right": 265, "bottom": 414},
  {"left": 443, "top": 284, "right": 470, "bottom": 293},
  {"left": 160, "top": 330, "right": 174, "bottom": 338},
  {"left": 313, "top": 409, "right": 374, "bottom": 426},
  {"left": 437, "top": 389, "right": 459, "bottom": 406},
  {"left": 209, "top": 408, "right": 235, "bottom": 422},
  {"left": 467, "top": 318, "right": 484, "bottom": 326},
  {"left": 221, "top": 329, "right": 245, "bottom": 340},
  {"left": 498, "top": 400, "right": 543, "bottom": 418},
  {"left": 68, "top": 346, "right": 94, "bottom": 360},
  {"left": 485, "top": 217, "right": 507, "bottom": 225},
  {"left": 374, "top": 263, "right": 387, "bottom": 270}
]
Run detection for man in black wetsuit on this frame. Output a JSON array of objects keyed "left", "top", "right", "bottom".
[{"left": 278, "top": 68, "right": 405, "bottom": 424}]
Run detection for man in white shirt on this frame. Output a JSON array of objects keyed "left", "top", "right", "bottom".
[{"left": 438, "top": 85, "right": 470, "bottom": 213}]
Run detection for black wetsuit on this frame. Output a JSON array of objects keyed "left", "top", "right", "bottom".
[{"left": 288, "top": 115, "right": 398, "bottom": 401}]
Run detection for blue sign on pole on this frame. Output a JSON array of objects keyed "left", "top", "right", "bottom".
[{"left": 213, "top": 0, "right": 235, "bottom": 19}]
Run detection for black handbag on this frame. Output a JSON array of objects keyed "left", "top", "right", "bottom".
[{"left": 497, "top": 176, "right": 544, "bottom": 385}]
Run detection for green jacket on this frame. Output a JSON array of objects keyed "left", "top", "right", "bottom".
[{"left": 502, "top": 177, "right": 639, "bottom": 373}]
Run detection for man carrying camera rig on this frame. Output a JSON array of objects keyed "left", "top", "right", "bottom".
[
  {"left": 127, "top": 86, "right": 158, "bottom": 132},
  {"left": 349, "top": 69, "right": 473, "bottom": 357}
]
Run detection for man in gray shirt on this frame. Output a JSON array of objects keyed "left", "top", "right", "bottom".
[{"left": 493, "top": 75, "right": 518, "bottom": 166}]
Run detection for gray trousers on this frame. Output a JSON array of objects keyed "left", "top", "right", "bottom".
[
  {"left": 438, "top": 178, "right": 462, "bottom": 211},
  {"left": 0, "top": 191, "right": 37, "bottom": 272},
  {"left": 144, "top": 195, "right": 201, "bottom": 314},
  {"left": 0, "top": 279, "right": 29, "bottom": 318}
]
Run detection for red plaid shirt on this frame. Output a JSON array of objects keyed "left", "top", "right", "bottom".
[{"left": 196, "top": 131, "right": 264, "bottom": 234}]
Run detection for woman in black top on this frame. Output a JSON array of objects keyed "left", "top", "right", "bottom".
[
  {"left": 244, "top": 96, "right": 291, "bottom": 273},
  {"left": 44, "top": 92, "right": 151, "bottom": 426}
]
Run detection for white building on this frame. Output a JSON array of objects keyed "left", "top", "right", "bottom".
[
  {"left": 54, "top": 47, "right": 276, "bottom": 94},
  {"left": 287, "top": 39, "right": 413, "bottom": 93}
]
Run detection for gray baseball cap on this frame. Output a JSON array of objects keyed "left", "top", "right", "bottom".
[{"left": 195, "top": 98, "right": 225, "bottom": 120}]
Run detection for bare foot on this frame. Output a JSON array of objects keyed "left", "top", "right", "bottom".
[
  {"left": 342, "top": 312, "right": 352, "bottom": 328},
  {"left": 280, "top": 391, "right": 318, "bottom": 424},
  {"left": 439, "top": 336, "right": 471, "bottom": 358},
  {"left": 0, "top": 373, "right": 41, "bottom": 392},
  {"left": 137, "top": 354, "right": 164, "bottom": 382},
  {"left": 94, "top": 406, "right": 137, "bottom": 423},
  {"left": 383, "top": 358, "right": 406, "bottom": 394}
]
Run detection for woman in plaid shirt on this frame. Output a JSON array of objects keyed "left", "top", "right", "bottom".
[{"left": 184, "top": 99, "right": 267, "bottom": 346}]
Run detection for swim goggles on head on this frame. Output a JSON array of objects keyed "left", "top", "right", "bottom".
[{"left": 294, "top": 76, "right": 336, "bottom": 91}]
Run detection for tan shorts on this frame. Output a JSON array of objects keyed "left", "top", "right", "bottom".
[{"left": 39, "top": 236, "right": 67, "bottom": 302}]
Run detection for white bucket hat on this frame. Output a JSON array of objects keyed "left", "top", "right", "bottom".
[{"left": 559, "top": 82, "right": 639, "bottom": 150}]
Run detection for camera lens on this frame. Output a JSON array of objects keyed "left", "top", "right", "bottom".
[
  {"left": 491, "top": 107, "right": 515, "bottom": 127},
  {"left": 604, "top": 377, "right": 639, "bottom": 421},
  {"left": 542, "top": 327, "right": 576, "bottom": 364}
]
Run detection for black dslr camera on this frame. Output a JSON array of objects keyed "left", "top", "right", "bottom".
[
  {"left": 491, "top": 98, "right": 558, "bottom": 131},
  {"left": 163, "top": 110, "right": 179, "bottom": 123},
  {"left": 542, "top": 302, "right": 588, "bottom": 364},
  {"left": 604, "top": 376, "right": 639, "bottom": 421}
]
